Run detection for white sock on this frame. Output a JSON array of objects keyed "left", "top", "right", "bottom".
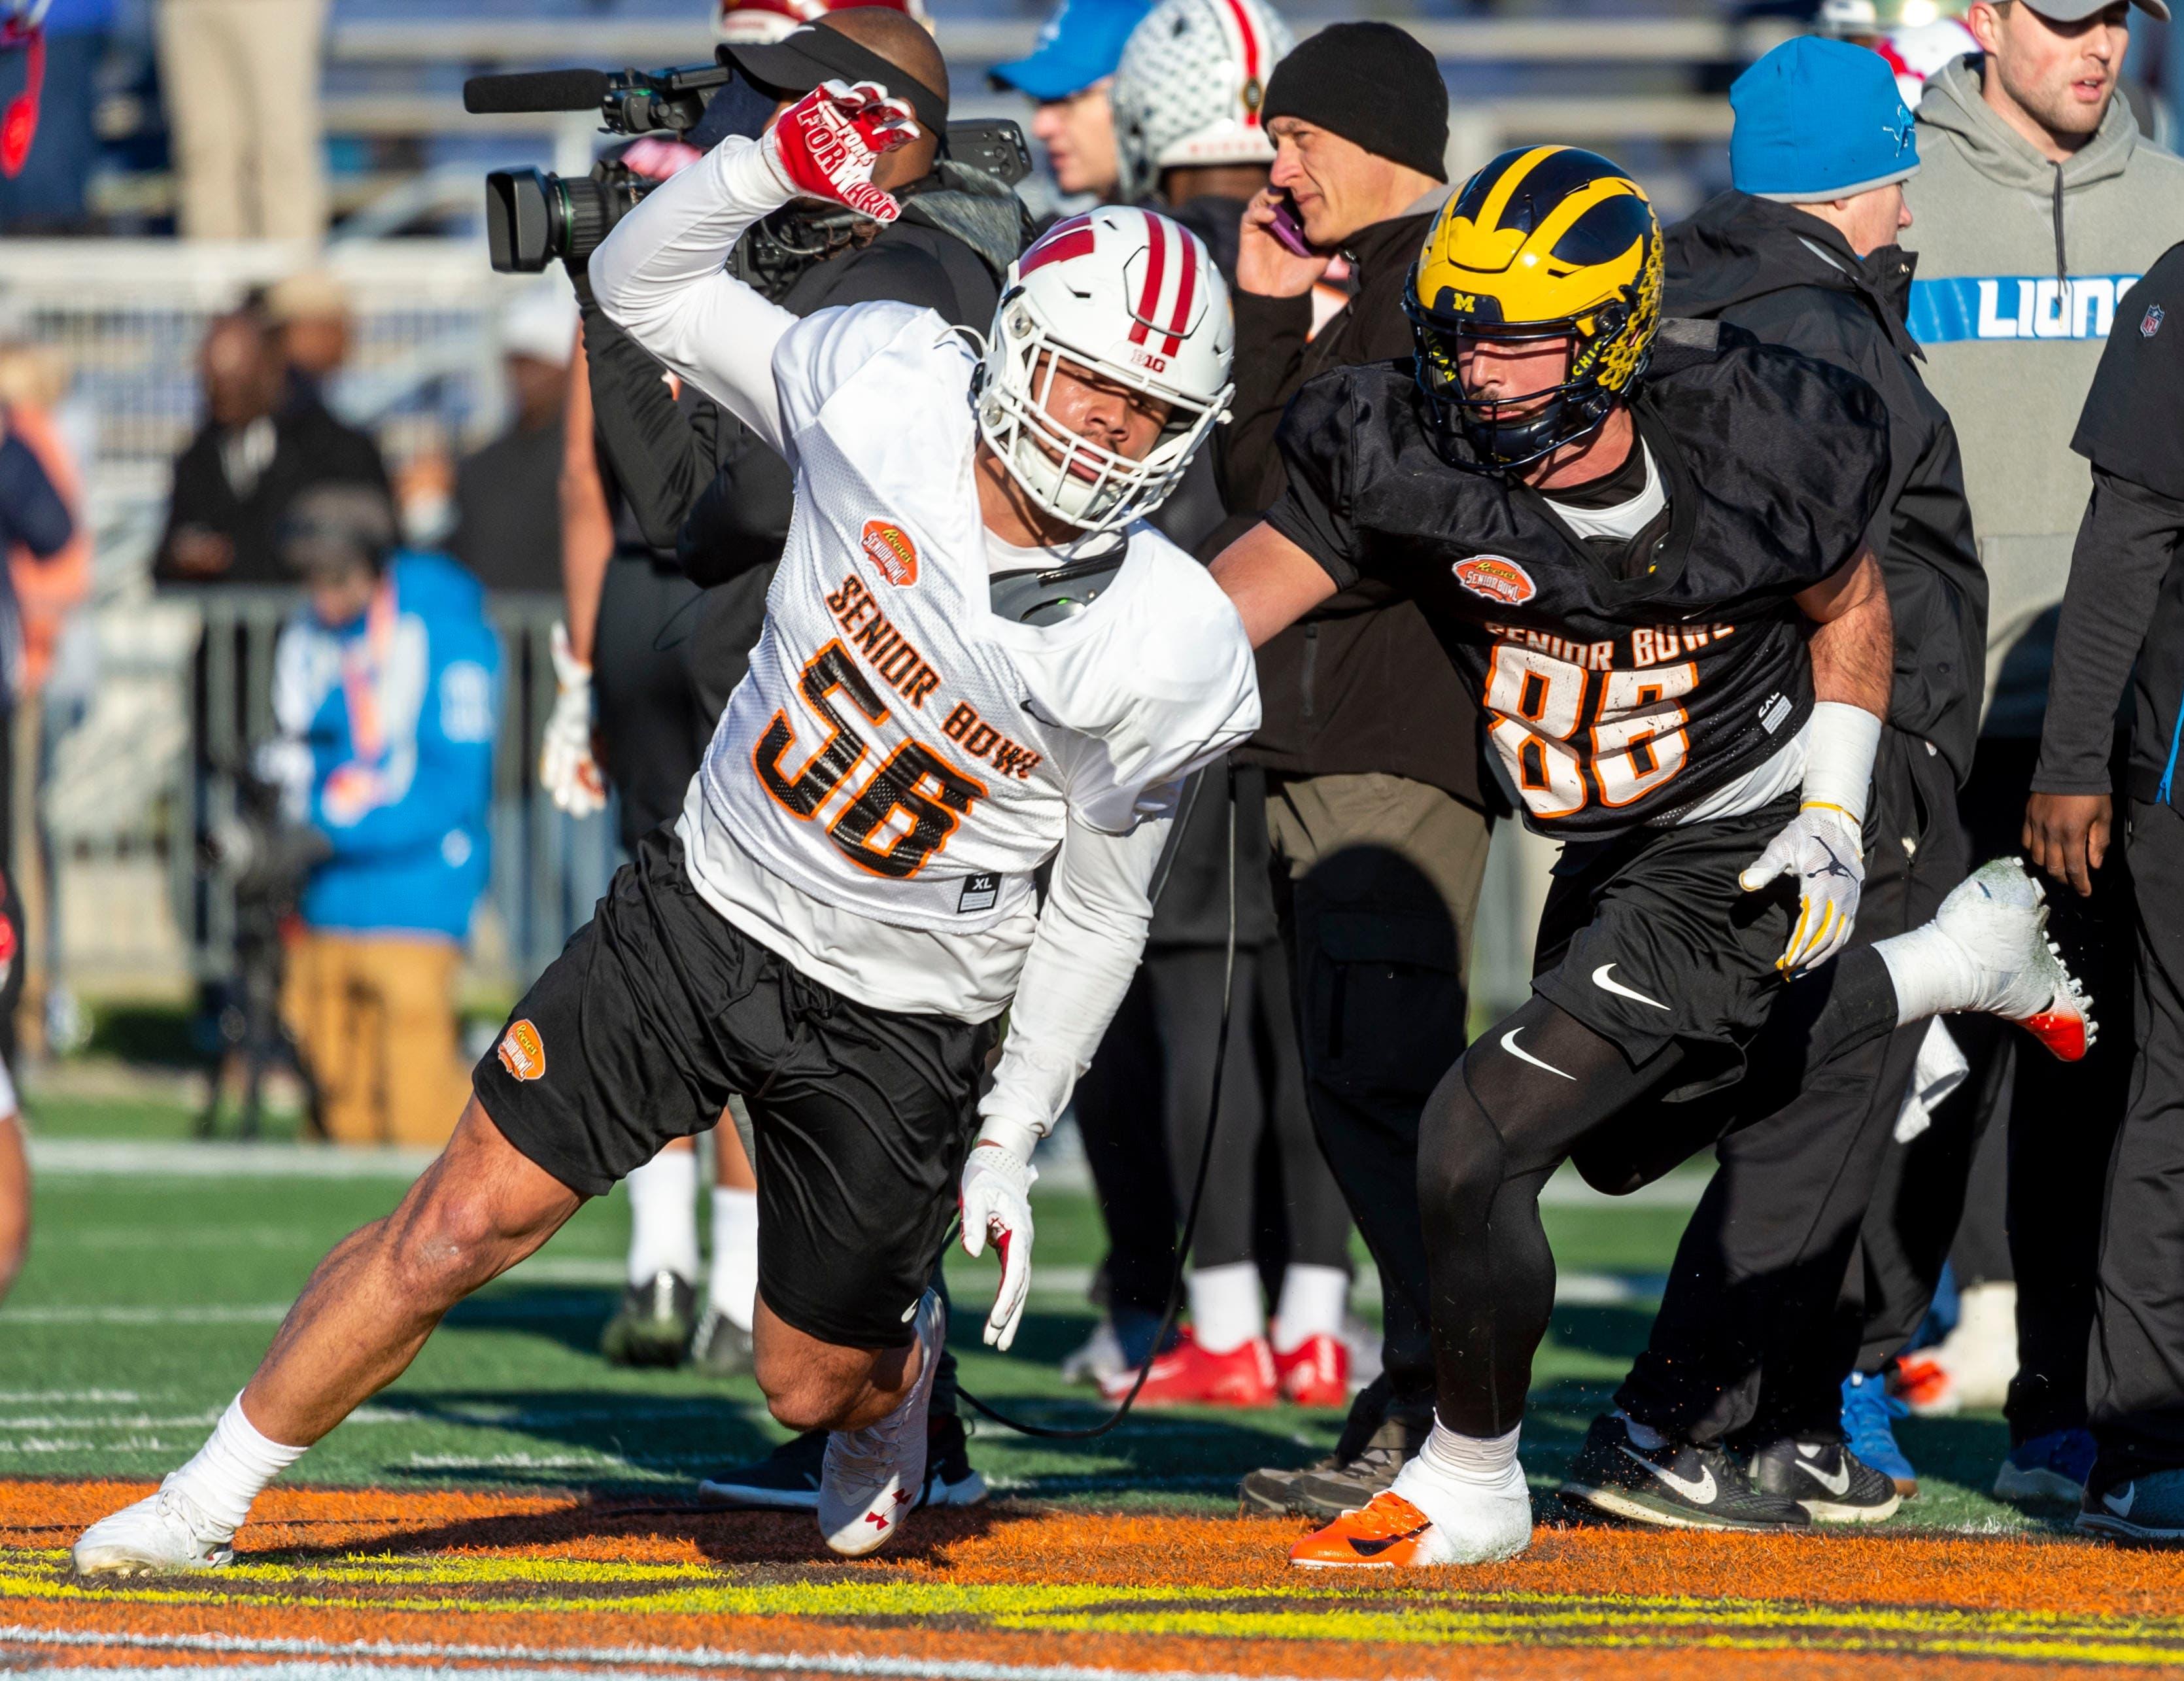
[
  {"left": 708, "top": 1185, "right": 759, "bottom": 1330},
  {"left": 624, "top": 1145, "right": 701, "bottom": 1288},
  {"left": 1875, "top": 924, "right": 1978, "bottom": 1027},
  {"left": 1271, "top": 1263, "right": 1348, "bottom": 1354},
  {"left": 1416, "top": 1417, "right": 1522, "bottom": 1485},
  {"left": 1615, "top": 1408, "right": 1668, "bottom": 1451},
  {"left": 1187, "top": 1260, "right": 1265, "bottom": 1355},
  {"left": 167, "top": 1393, "right": 308, "bottom": 1536}
]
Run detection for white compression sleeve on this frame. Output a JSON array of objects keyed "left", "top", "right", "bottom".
[
  {"left": 975, "top": 810, "right": 1170, "bottom": 1160},
  {"left": 589, "top": 133, "right": 799, "bottom": 455}
]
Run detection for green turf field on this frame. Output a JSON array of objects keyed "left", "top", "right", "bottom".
[{"left": 2, "top": 1086, "right": 2062, "bottom": 1534}]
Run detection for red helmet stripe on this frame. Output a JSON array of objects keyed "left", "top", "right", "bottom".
[
  {"left": 1130, "top": 211, "right": 1167, "bottom": 347},
  {"left": 1163, "top": 228, "right": 1197, "bottom": 356},
  {"left": 1020, "top": 213, "right": 1097, "bottom": 277},
  {"left": 1218, "top": 0, "right": 1265, "bottom": 124}
]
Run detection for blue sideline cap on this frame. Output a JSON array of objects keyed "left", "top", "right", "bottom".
[
  {"left": 1730, "top": 37, "right": 1919, "bottom": 203},
  {"left": 990, "top": 0, "right": 1152, "bottom": 100}
]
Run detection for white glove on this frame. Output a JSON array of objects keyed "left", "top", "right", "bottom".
[
  {"left": 539, "top": 621, "right": 606, "bottom": 818},
  {"left": 1741, "top": 802, "right": 1865, "bottom": 973},
  {"left": 959, "top": 1141, "right": 1036, "bottom": 1352}
]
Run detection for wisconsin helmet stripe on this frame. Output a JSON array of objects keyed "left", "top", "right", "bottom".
[
  {"left": 1021, "top": 213, "right": 1097, "bottom": 277},
  {"left": 1163, "top": 227, "right": 1197, "bottom": 356},
  {"left": 1216, "top": 0, "right": 1265, "bottom": 121},
  {"left": 1131, "top": 211, "right": 1167, "bottom": 346}
]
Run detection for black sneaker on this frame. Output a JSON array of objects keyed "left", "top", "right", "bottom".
[
  {"left": 1561, "top": 1414, "right": 1811, "bottom": 1532},
  {"left": 1240, "top": 1411, "right": 1430, "bottom": 1520},
  {"left": 689, "top": 1305, "right": 754, "bottom": 1377},
  {"left": 1751, "top": 1437, "right": 1902, "bottom": 1523},
  {"left": 599, "top": 1271, "right": 696, "bottom": 1368},
  {"left": 698, "top": 1415, "right": 985, "bottom": 1511}
]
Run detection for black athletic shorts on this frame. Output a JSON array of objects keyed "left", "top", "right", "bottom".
[
  {"left": 475, "top": 829, "right": 998, "bottom": 1349},
  {"left": 1532, "top": 795, "right": 1799, "bottom": 1074}
]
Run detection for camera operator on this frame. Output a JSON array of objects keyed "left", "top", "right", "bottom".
[
  {"left": 539, "top": 5, "right": 1027, "bottom": 1507},
  {"left": 266, "top": 484, "right": 500, "bottom": 1151}
]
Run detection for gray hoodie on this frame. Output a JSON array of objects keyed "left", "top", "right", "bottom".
[{"left": 1901, "top": 53, "right": 2184, "bottom": 737}]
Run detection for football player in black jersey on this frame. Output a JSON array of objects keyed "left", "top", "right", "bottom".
[{"left": 1211, "top": 146, "right": 2097, "bottom": 1568}]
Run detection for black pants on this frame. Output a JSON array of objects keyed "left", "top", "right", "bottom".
[
  {"left": 2088, "top": 799, "right": 2184, "bottom": 1489},
  {"left": 592, "top": 556, "right": 714, "bottom": 855},
  {"left": 1854, "top": 737, "right": 2137, "bottom": 1444},
  {"left": 1614, "top": 730, "right": 1966, "bottom": 1446},
  {"left": 1150, "top": 943, "right": 1351, "bottom": 1275}
]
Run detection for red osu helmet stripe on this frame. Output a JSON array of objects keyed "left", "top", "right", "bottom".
[{"left": 1217, "top": 0, "right": 1265, "bottom": 124}]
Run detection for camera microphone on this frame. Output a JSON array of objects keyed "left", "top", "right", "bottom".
[{"left": 462, "top": 69, "right": 615, "bottom": 114}]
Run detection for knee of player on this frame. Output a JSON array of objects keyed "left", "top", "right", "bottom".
[
  {"left": 1416, "top": 1066, "right": 1509, "bottom": 1215},
  {"left": 755, "top": 1359, "right": 859, "bottom": 1434},
  {"left": 386, "top": 1190, "right": 516, "bottom": 1303}
]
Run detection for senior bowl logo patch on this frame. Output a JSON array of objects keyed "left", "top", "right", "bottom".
[
  {"left": 2144, "top": 303, "right": 2166, "bottom": 339},
  {"left": 862, "top": 520, "right": 919, "bottom": 587},
  {"left": 498, "top": 1020, "right": 545, "bottom": 1083},
  {"left": 1452, "top": 555, "right": 1538, "bottom": 606}
]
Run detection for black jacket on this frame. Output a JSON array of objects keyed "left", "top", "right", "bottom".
[
  {"left": 154, "top": 394, "right": 390, "bottom": 586},
  {"left": 451, "top": 418, "right": 563, "bottom": 593},
  {"left": 1218, "top": 205, "right": 1491, "bottom": 811},
  {"left": 1665, "top": 190, "right": 1988, "bottom": 782}
]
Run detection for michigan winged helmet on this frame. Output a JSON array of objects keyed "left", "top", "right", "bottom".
[{"left": 1405, "top": 145, "right": 1664, "bottom": 471}]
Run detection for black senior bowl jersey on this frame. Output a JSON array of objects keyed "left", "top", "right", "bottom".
[{"left": 1266, "top": 319, "right": 1890, "bottom": 837}]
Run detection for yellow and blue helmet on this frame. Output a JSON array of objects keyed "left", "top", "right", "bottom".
[{"left": 1404, "top": 145, "right": 1663, "bottom": 472}]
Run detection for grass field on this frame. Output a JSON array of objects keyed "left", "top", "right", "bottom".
[{"left": 5, "top": 1084, "right": 2179, "bottom": 1678}]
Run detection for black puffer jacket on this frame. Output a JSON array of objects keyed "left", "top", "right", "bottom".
[{"left": 1665, "top": 190, "right": 1988, "bottom": 781}]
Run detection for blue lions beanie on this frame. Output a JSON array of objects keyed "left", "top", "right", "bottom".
[{"left": 1730, "top": 37, "right": 1919, "bottom": 203}]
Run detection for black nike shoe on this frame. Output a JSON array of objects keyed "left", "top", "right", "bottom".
[
  {"left": 1560, "top": 1413, "right": 1811, "bottom": 1532},
  {"left": 1750, "top": 1437, "right": 1902, "bottom": 1523}
]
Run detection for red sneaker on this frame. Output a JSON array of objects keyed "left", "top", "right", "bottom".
[
  {"left": 1274, "top": 1333, "right": 1350, "bottom": 1406},
  {"left": 1101, "top": 1329, "right": 1277, "bottom": 1408},
  {"left": 1894, "top": 1354, "right": 1960, "bottom": 1417}
]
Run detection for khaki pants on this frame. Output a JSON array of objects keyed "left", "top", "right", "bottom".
[
  {"left": 283, "top": 930, "right": 470, "bottom": 1147},
  {"left": 1264, "top": 771, "right": 1493, "bottom": 1421},
  {"left": 155, "top": 0, "right": 330, "bottom": 240}
]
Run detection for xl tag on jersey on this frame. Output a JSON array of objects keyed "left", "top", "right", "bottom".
[
  {"left": 957, "top": 872, "right": 1000, "bottom": 914},
  {"left": 1453, "top": 555, "right": 1537, "bottom": 606},
  {"left": 862, "top": 520, "right": 919, "bottom": 587}
]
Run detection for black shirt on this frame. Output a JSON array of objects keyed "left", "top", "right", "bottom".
[
  {"left": 1268, "top": 319, "right": 1888, "bottom": 837},
  {"left": 2036, "top": 239, "right": 2184, "bottom": 810},
  {"left": 451, "top": 418, "right": 564, "bottom": 593}
]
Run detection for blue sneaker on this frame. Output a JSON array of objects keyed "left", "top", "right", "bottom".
[
  {"left": 2078, "top": 1467, "right": 2184, "bottom": 1542},
  {"left": 1842, "top": 1370, "right": 1917, "bottom": 1497},
  {"left": 1994, "top": 1428, "right": 2096, "bottom": 1504}
]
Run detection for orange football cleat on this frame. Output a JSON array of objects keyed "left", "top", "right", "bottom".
[
  {"left": 1101, "top": 1329, "right": 1276, "bottom": 1407},
  {"left": 1289, "top": 1491, "right": 1450, "bottom": 1568},
  {"left": 1275, "top": 1333, "right": 1350, "bottom": 1406},
  {"left": 1894, "top": 1354, "right": 1960, "bottom": 1417}
]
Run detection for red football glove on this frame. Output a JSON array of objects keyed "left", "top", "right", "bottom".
[{"left": 768, "top": 78, "right": 920, "bottom": 224}]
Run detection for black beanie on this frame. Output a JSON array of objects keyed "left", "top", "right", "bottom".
[{"left": 1262, "top": 23, "right": 1448, "bottom": 184}]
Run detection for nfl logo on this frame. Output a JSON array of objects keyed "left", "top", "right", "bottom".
[{"left": 2143, "top": 304, "right": 2166, "bottom": 339}]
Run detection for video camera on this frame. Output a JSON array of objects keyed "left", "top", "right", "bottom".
[{"left": 466, "top": 51, "right": 1031, "bottom": 273}]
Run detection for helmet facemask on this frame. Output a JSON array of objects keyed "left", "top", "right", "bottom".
[{"left": 976, "top": 288, "right": 1229, "bottom": 534}]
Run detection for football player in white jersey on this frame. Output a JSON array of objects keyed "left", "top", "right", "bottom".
[{"left": 72, "top": 78, "right": 1258, "bottom": 1573}]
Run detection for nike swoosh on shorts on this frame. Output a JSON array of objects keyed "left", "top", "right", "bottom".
[{"left": 1592, "top": 963, "right": 1669, "bottom": 1010}]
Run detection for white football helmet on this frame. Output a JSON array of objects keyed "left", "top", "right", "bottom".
[
  {"left": 974, "top": 206, "right": 1234, "bottom": 534},
  {"left": 1111, "top": 0, "right": 1294, "bottom": 204}
]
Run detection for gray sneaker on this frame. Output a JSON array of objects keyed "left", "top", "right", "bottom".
[
  {"left": 2077, "top": 1468, "right": 2184, "bottom": 1542},
  {"left": 690, "top": 1304, "right": 754, "bottom": 1376},
  {"left": 818, "top": 1289, "right": 943, "bottom": 1557}
]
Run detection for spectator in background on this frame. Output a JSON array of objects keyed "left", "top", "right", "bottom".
[
  {"left": 714, "top": 0, "right": 931, "bottom": 41},
  {"left": 991, "top": 0, "right": 1149, "bottom": 203},
  {"left": 0, "top": 0, "right": 114, "bottom": 232},
  {"left": 156, "top": 0, "right": 329, "bottom": 239},
  {"left": 264, "top": 270, "right": 354, "bottom": 410},
  {"left": 1216, "top": 22, "right": 1489, "bottom": 1525},
  {"left": 155, "top": 311, "right": 389, "bottom": 585},
  {"left": 1856, "top": 0, "right": 2184, "bottom": 1512},
  {"left": 269, "top": 483, "right": 499, "bottom": 1149},
  {"left": 450, "top": 286, "right": 574, "bottom": 595}
]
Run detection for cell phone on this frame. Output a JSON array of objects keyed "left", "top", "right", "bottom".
[{"left": 1268, "top": 191, "right": 1314, "bottom": 258}]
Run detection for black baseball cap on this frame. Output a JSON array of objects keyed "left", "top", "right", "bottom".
[{"left": 723, "top": 21, "right": 950, "bottom": 139}]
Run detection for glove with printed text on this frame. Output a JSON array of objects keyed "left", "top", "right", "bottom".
[
  {"left": 959, "top": 1141, "right": 1036, "bottom": 1352},
  {"left": 765, "top": 78, "right": 920, "bottom": 224}
]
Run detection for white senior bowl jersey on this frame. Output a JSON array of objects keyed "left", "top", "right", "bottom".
[{"left": 683, "top": 300, "right": 1259, "bottom": 973}]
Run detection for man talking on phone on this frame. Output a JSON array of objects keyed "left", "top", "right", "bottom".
[{"left": 1217, "top": 22, "right": 1492, "bottom": 1523}]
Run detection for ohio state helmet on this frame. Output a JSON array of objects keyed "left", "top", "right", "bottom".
[
  {"left": 1111, "top": 0, "right": 1293, "bottom": 204},
  {"left": 714, "top": 0, "right": 929, "bottom": 44},
  {"left": 975, "top": 206, "right": 1233, "bottom": 534}
]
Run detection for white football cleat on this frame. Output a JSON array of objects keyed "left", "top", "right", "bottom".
[
  {"left": 1933, "top": 858, "right": 2097, "bottom": 1061},
  {"left": 819, "top": 1289, "right": 944, "bottom": 1558},
  {"left": 71, "top": 1478, "right": 236, "bottom": 1576}
]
